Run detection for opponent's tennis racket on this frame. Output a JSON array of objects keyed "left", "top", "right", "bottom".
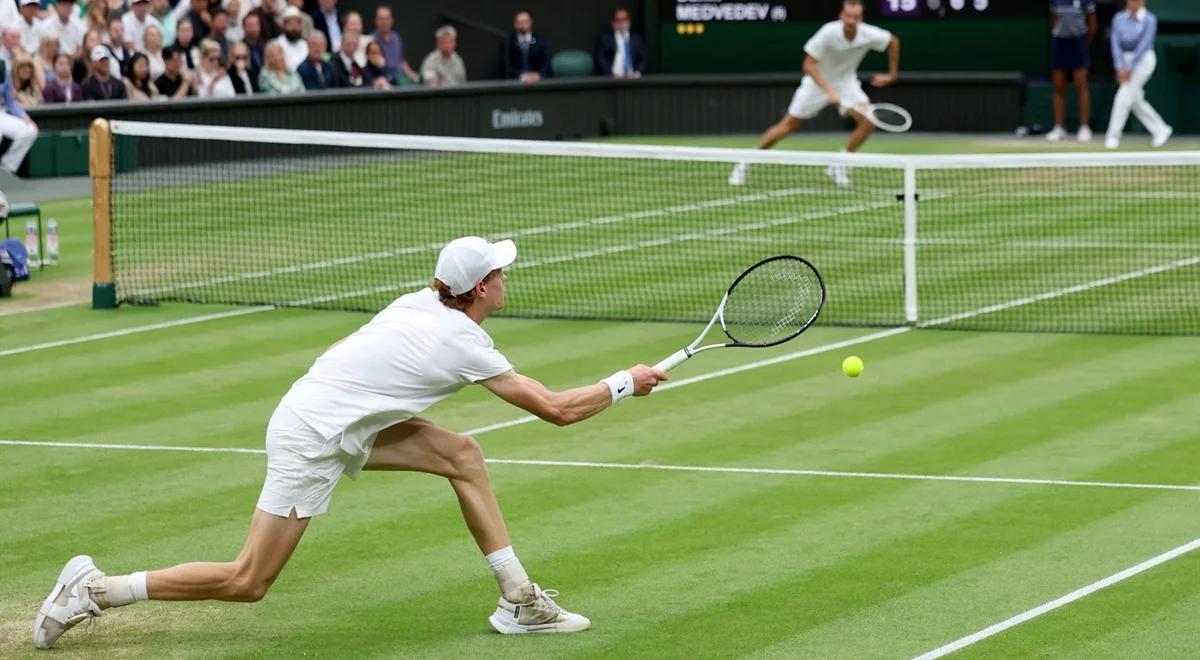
[
  {"left": 653, "top": 256, "right": 826, "bottom": 373},
  {"left": 840, "top": 101, "right": 913, "bottom": 133}
]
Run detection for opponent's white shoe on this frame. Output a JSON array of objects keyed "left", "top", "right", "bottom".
[
  {"left": 1104, "top": 136, "right": 1120, "bottom": 150},
  {"left": 1045, "top": 126, "right": 1067, "bottom": 142},
  {"left": 33, "top": 555, "right": 105, "bottom": 650},
  {"left": 488, "top": 583, "right": 591, "bottom": 634},
  {"left": 1152, "top": 126, "right": 1173, "bottom": 148},
  {"left": 826, "top": 164, "right": 851, "bottom": 188},
  {"left": 1077, "top": 126, "right": 1093, "bottom": 143},
  {"left": 728, "top": 162, "right": 748, "bottom": 186}
]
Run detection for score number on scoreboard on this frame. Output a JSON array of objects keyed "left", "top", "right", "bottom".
[{"left": 880, "top": 0, "right": 1040, "bottom": 18}]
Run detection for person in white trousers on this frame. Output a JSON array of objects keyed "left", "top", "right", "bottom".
[
  {"left": 1106, "top": 0, "right": 1172, "bottom": 149},
  {"left": 0, "top": 55, "right": 37, "bottom": 173}
]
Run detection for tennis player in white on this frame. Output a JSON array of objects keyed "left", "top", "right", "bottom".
[
  {"left": 33, "top": 236, "right": 668, "bottom": 649},
  {"left": 729, "top": 0, "right": 899, "bottom": 188}
]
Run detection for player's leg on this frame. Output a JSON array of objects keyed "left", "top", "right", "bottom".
[
  {"left": 729, "top": 81, "right": 819, "bottom": 185},
  {"left": 845, "top": 110, "right": 876, "bottom": 153},
  {"left": 364, "top": 417, "right": 590, "bottom": 633},
  {"left": 1073, "top": 67, "right": 1092, "bottom": 141},
  {"left": 1048, "top": 68, "right": 1068, "bottom": 141},
  {"left": 755, "top": 114, "right": 805, "bottom": 150},
  {"left": 33, "top": 509, "right": 308, "bottom": 649}
]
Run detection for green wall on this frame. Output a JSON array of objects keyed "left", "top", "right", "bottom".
[{"left": 660, "top": 19, "right": 1048, "bottom": 76}]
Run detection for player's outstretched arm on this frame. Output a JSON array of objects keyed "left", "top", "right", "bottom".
[
  {"left": 872, "top": 37, "right": 900, "bottom": 87},
  {"left": 481, "top": 366, "right": 666, "bottom": 427}
]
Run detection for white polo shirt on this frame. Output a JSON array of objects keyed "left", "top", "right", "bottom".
[
  {"left": 803, "top": 20, "right": 892, "bottom": 85},
  {"left": 281, "top": 288, "right": 513, "bottom": 457}
]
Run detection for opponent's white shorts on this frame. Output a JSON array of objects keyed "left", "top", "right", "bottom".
[
  {"left": 787, "top": 77, "right": 870, "bottom": 120},
  {"left": 256, "top": 403, "right": 376, "bottom": 519}
]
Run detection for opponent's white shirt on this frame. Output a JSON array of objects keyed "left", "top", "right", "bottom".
[
  {"left": 803, "top": 21, "right": 891, "bottom": 84},
  {"left": 281, "top": 288, "right": 513, "bottom": 456}
]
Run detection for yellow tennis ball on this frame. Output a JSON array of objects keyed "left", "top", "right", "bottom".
[{"left": 842, "top": 356, "right": 863, "bottom": 378}]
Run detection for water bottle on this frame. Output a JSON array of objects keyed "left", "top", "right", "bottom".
[
  {"left": 24, "top": 220, "right": 40, "bottom": 267},
  {"left": 46, "top": 219, "right": 59, "bottom": 265}
]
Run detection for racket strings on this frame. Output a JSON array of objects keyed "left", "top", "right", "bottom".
[{"left": 721, "top": 257, "right": 824, "bottom": 346}]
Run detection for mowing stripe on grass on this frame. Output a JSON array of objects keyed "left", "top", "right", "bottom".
[
  {"left": 0, "top": 306, "right": 275, "bottom": 357},
  {"left": 912, "top": 537, "right": 1200, "bottom": 660},
  {"left": 3, "top": 440, "right": 1198, "bottom": 493}
]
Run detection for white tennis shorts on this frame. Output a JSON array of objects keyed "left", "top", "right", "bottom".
[
  {"left": 256, "top": 403, "right": 376, "bottom": 519},
  {"left": 787, "top": 77, "right": 870, "bottom": 120}
]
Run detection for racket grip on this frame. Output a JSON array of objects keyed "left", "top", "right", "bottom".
[{"left": 653, "top": 349, "right": 690, "bottom": 373}]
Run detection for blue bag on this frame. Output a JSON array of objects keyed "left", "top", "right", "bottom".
[{"left": 1, "top": 238, "right": 30, "bottom": 281}]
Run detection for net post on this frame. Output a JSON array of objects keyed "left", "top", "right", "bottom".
[
  {"left": 90, "top": 118, "right": 116, "bottom": 309},
  {"left": 903, "top": 163, "right": 918, "bottom": 324}
]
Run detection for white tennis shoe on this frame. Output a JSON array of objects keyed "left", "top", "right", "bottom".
[
  {"left": 33, "top": 555, "right": 105, "bottom": 649},
  {"left": 1105, "top": 136, "right": 1120, "bottom": 150},
  {"left": 826, "top": 164, "right": 851, "bottom": 188},
  {"left": 1045, "top": 126, "right": 1066, "bottom": 142},
  {"left": 1077, "top": 126, "right": 1092, "bottom": 143},
  {"left": 488, "top": 583, "right": 591, "bottom": 634},
  {"left": 728, "top": 162, "right": 748, "bottom": 186},
  {"left": 1152, "top": 126, "right": 1173, "bottom": 148}
]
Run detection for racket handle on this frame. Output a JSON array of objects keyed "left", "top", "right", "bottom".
[{"left": 654, "top": 349, "right": 690, "bottom": 373}]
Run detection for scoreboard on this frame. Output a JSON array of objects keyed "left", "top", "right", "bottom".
[{"left": 665, "top": 0, "right": 1046, "bottom": 22}]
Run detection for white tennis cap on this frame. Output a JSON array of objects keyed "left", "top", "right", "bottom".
[{"left": 435, "top": 236, "right": 517, "bottom": 295}]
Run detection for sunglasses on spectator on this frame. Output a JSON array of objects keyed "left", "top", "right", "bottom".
[{"left": 233, "top": 55, "right": 249, "bottom": 61}]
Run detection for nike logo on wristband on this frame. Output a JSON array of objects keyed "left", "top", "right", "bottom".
[{"left": 617, "top": 385, "right": 627, "bottom": 393}]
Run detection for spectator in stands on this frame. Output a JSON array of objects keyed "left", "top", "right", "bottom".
[
  {"left": 284, "top": 0, "right": 313, "bottom": 39},
  {"left": 154, "top": 44, "right": 193, "bottom": 98},
  {"left": 149, "top": 0, "right": 175, "bottom": 46},
  {"left": 1048, "top": 0, "right": 1097, "bottom": 142},
  {"left": 122, "top": 51, "right": 159, "bottom": 99},
  {"left": 258, "top": 39, "right": 302, "bottom": 93},
  {"left": 1, "top": 27, "right": 25, "bottom": 69},
  {"left": 81, "top": 43, "right": 127, "bottom": 100},
  {"left": 274, "top": 6, "right": 307, "bottom": 71},
  {"left": 227, "top": 40, "right": 257, "bottom": 93},
  {"left": 342, "top": 11, "right": 370, "bottom": 59},
  {"left": 142, "top": 24, "right": 165, "bottom": 79},
  {"left": 16, "top": 0, "right": 42, "bottom": 56},
  {"left": 371, "top": 5, "right": 413, "bottom": 81},
  {"left": 39, "top": 0, "right": 85, "bottom": 60},
  {"left": 241, "top": 12, "right": 266, "bottom": 69},
  {"left": 246, "top": 0, "right": 280, "bottom": 42},
  {"left": 332, "top": 27, "right": 362, "bottom": 86},
  {"left": 361, "top": 38, "right": 393, "bottom": 88},
  {"left": 121, "top": 0, "right": 162, "bottom": 51},
  {"left": 83, "top": 0, "right": 109, "bottom": 44},
  {"left": 33, "top": 33, "right": 58, "bottom": 89},
  {"left": 595, "top": 6, "right": 643, "bottom": 78},
  {"left": 225, "top": 0, "right": 245, "bottom": 43},
  {"left": 43, "top": 53, "right": 83, "bottom": 103},
  {"left": 180, "top": 0, "right": 214, "bottom": 42},
  {"left": 421, "top": 25, "right": 465, "bottom": 88},
  {"left": 72, "top": 29, "right": 103, "bottom": 82},
  {"left": 507, "top": 10, "right": 548, "bottom": 82},
  {"left": 0, "top": 55, "right": 37, "bottom": 172},
  {"left": 310, "top": 0, "right": 339, "bottom": 52},
  {"left": 297, "top": 31, "right": 341, "bottom": 89},
  {"left": 106, "top": 17, "right": 134, "bottom": 76},
  {"left": 42, "top": 52, "right": 80, "bottom": 102},
  {"left": 174, "top": 18, "right": 198, "bottom": 69},
  {"left": 209, "top": 7, "right": 231, "bottom": 56},
  {"left": 12, "top": 56, "right": 42, "bottom": 108},
  {"left": 195, "top": 38, "right": 233, "bottom": 96}
]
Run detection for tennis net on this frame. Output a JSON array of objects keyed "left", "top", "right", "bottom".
[{"left": 94, "top": 121, "right": 1200, "bottom": 334}]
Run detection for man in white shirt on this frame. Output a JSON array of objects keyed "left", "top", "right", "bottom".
[
  {"left": 0, "top": 0, "right": 17, "bottom": 36},
  {"left": 273, "top": 5, "right": 308, "bottom": 71},
  {"left": 33, "top": 237, "right": 668, "bottom": 649},
  {"left": 121, "top": 0, "right": 164, "bottom": 51},
  {"left": 16, "top": 0, "right": 42, "bottom": 56},
  {"left": 729, "top": 0, "right": 899, "bottom": 188},
  {"left": 39, "top": 0, "right": 86, "bottom": 58}
]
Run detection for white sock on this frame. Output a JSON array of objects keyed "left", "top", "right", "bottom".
[
  {"left": 485, "top": 546, "right": 531, "bottom": 601},
  {"left": 90, "top": 572, "right": 149, "bottom": 610}
]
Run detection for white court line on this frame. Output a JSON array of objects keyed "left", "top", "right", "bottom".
[
  {"left": 0, "top": 306, "right": 275, "bottom": 358},
  {"left": 0, "top": 299, "right": 88, "bottom": 317},
  {"left": 2, "top": 440, "right": 1197, "bottom": 493},
  {"left": 913, "top": 537, "right": 1200, "bottom": 659}
]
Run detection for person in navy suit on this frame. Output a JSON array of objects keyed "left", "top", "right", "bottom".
[
  {"left": 594, "top": 7, "right": 644, "bottom": 78},
  {"left": 506, "top": 10, "right": 549, "bottom": 82},
  {"left": 310, "top": 0, "right": 341, "bottom": 54},
  {"left": 297, "top": 32, "right": 343, "bottom": 89}
]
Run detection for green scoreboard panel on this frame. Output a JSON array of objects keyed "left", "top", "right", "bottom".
[{"left": 659, "top": 1, "right": 1051, "bottom": 75}]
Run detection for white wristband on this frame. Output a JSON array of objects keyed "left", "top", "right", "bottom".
[{"left": 601, "top": 370, "right": 635, "bottom": 404}]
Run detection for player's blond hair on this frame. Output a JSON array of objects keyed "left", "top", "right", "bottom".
[{"left": 432, "top": 269, "right": 500, "bottom": 311}]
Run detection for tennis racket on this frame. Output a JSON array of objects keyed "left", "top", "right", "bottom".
[
  {"left": 840, "top": 101, "right": 913, "bottom": 133},
  {"left": 653, "top": 256, "right": 826, "bottom": 373}
]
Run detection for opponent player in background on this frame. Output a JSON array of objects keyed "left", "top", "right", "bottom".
[
  {"left": 729, "top": 0, "right": 899, "bottom": 188},
  {"left": 33, "top": 237, "right": 667, "bottom": 649},
  {"left": 1104, "top": 0, "right": 1171, "bottom": 149}
]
